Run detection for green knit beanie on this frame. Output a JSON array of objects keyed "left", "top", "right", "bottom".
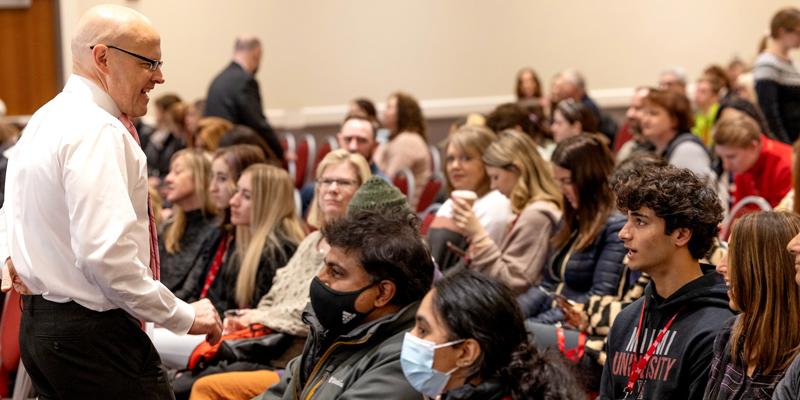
[{"left": 347, "top": 175, "right": 409, "bottom": 215}]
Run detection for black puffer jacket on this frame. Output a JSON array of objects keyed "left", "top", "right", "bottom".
[{"left": 519, "top": 212, "right": 627, "bottom": 324}]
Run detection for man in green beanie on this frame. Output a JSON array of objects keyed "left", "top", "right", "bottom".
[{"left": 347, "top": 175, "right": 409, "bottom": 215}]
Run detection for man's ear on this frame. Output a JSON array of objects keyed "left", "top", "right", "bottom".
[
  {"left": 674, "top": 227, "right": 693, "bottom": 247},
  {"left": 93, "top": 46, "right": 110, "bottom": 74},
  {"left": 373, "top": 280, "right": 396, "bottom": 307}
]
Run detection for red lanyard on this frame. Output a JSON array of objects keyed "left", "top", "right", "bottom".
[
  {"left": 556, "top": 327, "right": 586, "bottom": 361},
  {"left": 200, "top": 234, "right": 230, "bottom": 299},
  {"left": 624, "top": 300, "right": 686, "bottom": 399}
]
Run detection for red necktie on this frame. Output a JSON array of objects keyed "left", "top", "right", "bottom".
[{"left": 119, "top": 113, "right": 161, "bottom": 281}]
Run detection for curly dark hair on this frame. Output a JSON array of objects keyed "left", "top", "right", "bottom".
[
  {"left": 614, "top": 165, "right": 723, "bottom": 260},
  {"left": 322, "top": 207, "right": 433, "bottom": 306},
  {"left": 432, "top": 270, "right": 583, "bottom": 400}
]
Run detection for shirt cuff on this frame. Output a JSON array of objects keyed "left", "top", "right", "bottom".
[{"left": 165, "top": 300, "right": 195, "bottom": 335}]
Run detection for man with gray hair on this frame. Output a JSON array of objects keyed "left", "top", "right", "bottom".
[
  {"left": 659, "top": 66, "right": 688, "bottom": 95},
  {"left": 0, "top": 5, "right": 222, "bottom": 398},
  {"left": 205, "top": 34, "right": 284, "bottom": 160},
  {"left": 550, "top": 68, "right": 618, "bottom": 142}
]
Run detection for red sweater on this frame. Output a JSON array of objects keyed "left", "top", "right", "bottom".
[{"left": 732, "top": 135, "right": 792, "bottom": 208}]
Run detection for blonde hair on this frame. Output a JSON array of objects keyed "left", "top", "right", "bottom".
[
  {"left": 713, "top": 112, "right": 762, "bottom": 148},
  {"left": 306, "top": 149, "right": 371, "bottom": 229},
  {"left": 234, "top": 164, "right": 307, "bottom": 307},
  {"left": 191, "top": 117, "right": 233, "bottom": 152},
  {"left": 482, "top": 129, "right": 562, "bottom": 214},
  {"left": 443, "top": 125, "right": 496, "bottom": 195},
  {"left": 164, "top": 149, "right": 216, "bottom": 254},
  {"left": 728, "top": 211, "right": 800, "bottom": 373}
]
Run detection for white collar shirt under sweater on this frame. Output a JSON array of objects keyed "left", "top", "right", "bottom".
[{"left": 0, "top": 74, "right": 194, "bottom": 334}]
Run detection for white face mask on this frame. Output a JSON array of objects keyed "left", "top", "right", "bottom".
[{"left": 400, "top": 332, "right": 466, "bottom": 398}]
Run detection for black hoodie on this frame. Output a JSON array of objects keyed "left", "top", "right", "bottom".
[{"left": 599, "top": 264, "right": 734, "bottom": 400}]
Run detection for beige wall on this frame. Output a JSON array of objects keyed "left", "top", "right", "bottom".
[{"left": 59, "top": 0, "right": 795, "bottom": 127}]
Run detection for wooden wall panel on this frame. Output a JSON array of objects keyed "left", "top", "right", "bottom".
[{"left": 0, "top": 0, "right": 59, "bottom": 116}]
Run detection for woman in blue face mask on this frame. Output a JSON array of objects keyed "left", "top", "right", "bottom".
[{"left": 401, "top": 270, "right": 584, "bottom": 400}]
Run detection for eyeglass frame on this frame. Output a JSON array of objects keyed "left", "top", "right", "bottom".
[
  {"left": 89, "top": 45, "right": 164, "bottom": 71},
  {"left": 315, "top": 178, "right": 358, "bottom": 188}
]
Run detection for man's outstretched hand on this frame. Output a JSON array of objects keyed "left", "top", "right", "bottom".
[
  {"left": 188, "top": 298, "right": 223, "bottom": 345},
  {"left": 1, "top": 258, "right": 31, "bottom": 294}
]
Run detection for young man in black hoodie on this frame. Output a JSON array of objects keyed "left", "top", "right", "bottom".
[{"left": 599, "top": 165, "right": 734, "bottom": 400}]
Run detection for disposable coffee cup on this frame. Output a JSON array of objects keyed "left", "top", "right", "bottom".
[{"left": 452, "top": 190, "right": 477, "bottom": 207}]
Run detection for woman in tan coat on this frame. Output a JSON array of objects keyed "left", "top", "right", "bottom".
[{"left": 451, "top": 129, "right": 562, "bottom": 295}]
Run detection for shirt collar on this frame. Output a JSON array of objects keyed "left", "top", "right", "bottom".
[{"left": 62, "top": 74, "right": 122, "bottom": 118}]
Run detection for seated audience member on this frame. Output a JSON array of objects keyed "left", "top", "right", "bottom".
[
  {"left": 181, "top": 145, "right": 267, "bottom": 313},
  {"left": 145, "top": 94, "right": 186, "bottom": 183},
  {"left": 713, "top": 112, "right": 792, "bottom": 208},
  {"left": 427, "top": 126, "right": 512, "bottom": 272},
  {"left": 659, "top": 66, "right": 688, "bottom": 95},
  {"left": 640, "top": 89, "right": 715, "bottom": 179},
  {"left": 614, "top": 87, "right": 651, "bottom": 159},
  {"left": 599, "top": 165, "right": 734, "bottom": 400},
  {"left": 160, "top": 149, "right": 218, "bottom": 296},
  {"left": 191, "top": 117, "right": 233, "bottom": 155},
  {"left": 374, "top": 91, "right": 432, "bottom": 209},
  {"left": 550, "top": 69, "right": 618, "bottom": 142},
  {"left": 250, "top": 207, "right": 435, "bottom": 400},
  {"left": 704, "top": 211, "right": 800, "bottom": 400},
  {"left": 451, "top": 129, "right": 562, "bottom": 295},
  {"left": 735, "top": 72, "right": 759, "bottom": 106},
  {"left": 184, "top": 98, "right": 206, "bottom": 137},
  {"left": 550, "top": 98, "right": 599, "bottom": 143},
  {"left": 300, "top": 115, "right": 390, "bottom": 216},
  {"left": 693, "top": 73, "right": 724, "bottom": 146},
  {"left": 401, "top": 270, "right": 583, "bottom": 400},
  {"left": 754, "top": 7, "right": 800, "bottom": 145},
  {"left": 518, "top": 135, "right": 626, "bottom": 324},
  {"left": 774, "top": 228, "right": 800, "bottom": 399},
  {"left": 348, "top": 97, "right": 378, "bottom": 120},
  {"left": 485, "top": 103, "right": 553, "bottom": 159},
  {"left": 516, "top": 67, "right": 547, "bottom": 106},
  {"left": 705, "top": 65, "right": 734, "bottom": 101},
  {"left": 218, "top": 124, "right": 280, "bottom": 164},
  {"left": 225, "top": 164, "right": 306, "bottom": 310},
  {"left": 169, "top": 150, "right": 372, "bottom": 399}
]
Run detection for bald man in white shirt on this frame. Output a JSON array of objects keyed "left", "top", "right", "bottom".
[{"left": 0, "top": 5, "right": 221, "bottom": 399}]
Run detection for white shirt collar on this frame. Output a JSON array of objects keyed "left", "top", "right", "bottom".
[{"left": 62, "top": 74, "right": 122, "bottom": 118}]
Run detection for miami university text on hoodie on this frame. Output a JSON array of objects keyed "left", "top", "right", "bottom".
[{"left": 599, "top": 266, "right": 734, "bottom": 400}]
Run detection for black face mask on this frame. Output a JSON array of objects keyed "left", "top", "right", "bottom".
[{"left": 309, "top": 276, "right": 378, "bottom": 337}]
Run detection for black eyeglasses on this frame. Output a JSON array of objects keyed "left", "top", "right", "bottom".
[{"left": 90, "top": 45, "right": 164, "bottom": 71}]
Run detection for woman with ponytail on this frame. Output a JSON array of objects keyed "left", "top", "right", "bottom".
[
  {"left": 225, "top": 164, "right": 306, "bottom": 309},
  {"left": 401, "top": 269, "right": 583, "bottom": 400},
  {"left": 754, "top": 7, "right": 800, "bottom": 144}
]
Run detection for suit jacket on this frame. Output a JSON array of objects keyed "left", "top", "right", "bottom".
[{"left": 205, "top": 62, "right": 284, "bottom": 159}]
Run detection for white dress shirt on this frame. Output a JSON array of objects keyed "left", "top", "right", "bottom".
[{"left": 0, "top": 74, "right": 194, "bottom": 334}]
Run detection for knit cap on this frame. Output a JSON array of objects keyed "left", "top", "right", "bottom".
[{"left": 347, "top": 175, "right": 409, "bottom": 215}]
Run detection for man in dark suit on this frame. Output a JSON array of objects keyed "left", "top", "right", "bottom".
[{"left": 205, "top": 35, "right": 284, "bottom": 160}]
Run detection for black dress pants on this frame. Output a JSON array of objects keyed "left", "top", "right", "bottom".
[{"left": 19, "top": 295, "right": 174, "bottom": 400}]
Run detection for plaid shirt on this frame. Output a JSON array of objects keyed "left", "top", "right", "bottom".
[{"left": 704, "top": 321, "right": 788, "bottom": 400}]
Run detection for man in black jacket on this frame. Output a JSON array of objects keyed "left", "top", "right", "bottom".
[
  {"left": 599, "top": 165, "right": 734, "bottom": 400},
  {"left": 205, "top": 35, "right": 284, "bottom": 160}
]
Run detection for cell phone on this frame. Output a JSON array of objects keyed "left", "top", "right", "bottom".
[
  {"left": 541, "top": 288, "right": 578, "bottom": 309},
  {"left": 446, "top": 241, "right": 467, "bottom": 258}
]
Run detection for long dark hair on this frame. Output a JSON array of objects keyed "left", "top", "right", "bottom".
[
  {"left": 431, "top": 270, "right": 583, "bottom": 400},
  {"left": 390, "top": 92, "right": 427, "bottom": 142},
  {"left": 551, "top": 134, "right": 616, "bottom": 251}
]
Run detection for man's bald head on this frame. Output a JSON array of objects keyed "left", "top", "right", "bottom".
[
  {"left": 232, "top": 34, "right": 263, "bottom": 74},
  {"left": 71, "top": 5, "right": 165, "bottom": 118},
  {"left": 71, "top": 5, "right": 158, "bottom": 71}
]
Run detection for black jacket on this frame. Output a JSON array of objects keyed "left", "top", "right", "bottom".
[
  {"left": 519, "top": 212, "right": 627, "bottom": 324},
  {"left": 599, "top": 264, "right": 734, "bottom": 400},
  {"left": 205, "top": 62, "right": 283, "bottom": 159},
  {"left": 158, "top": 209, "right": 218, "bottom": 296},
  {"left": 441, "top": 380, "right": 509, "bottom": 400}
]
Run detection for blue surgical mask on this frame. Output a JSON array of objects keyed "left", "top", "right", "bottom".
[{"left": 400, "top": 332, "right": 466, "bottom": 398}]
